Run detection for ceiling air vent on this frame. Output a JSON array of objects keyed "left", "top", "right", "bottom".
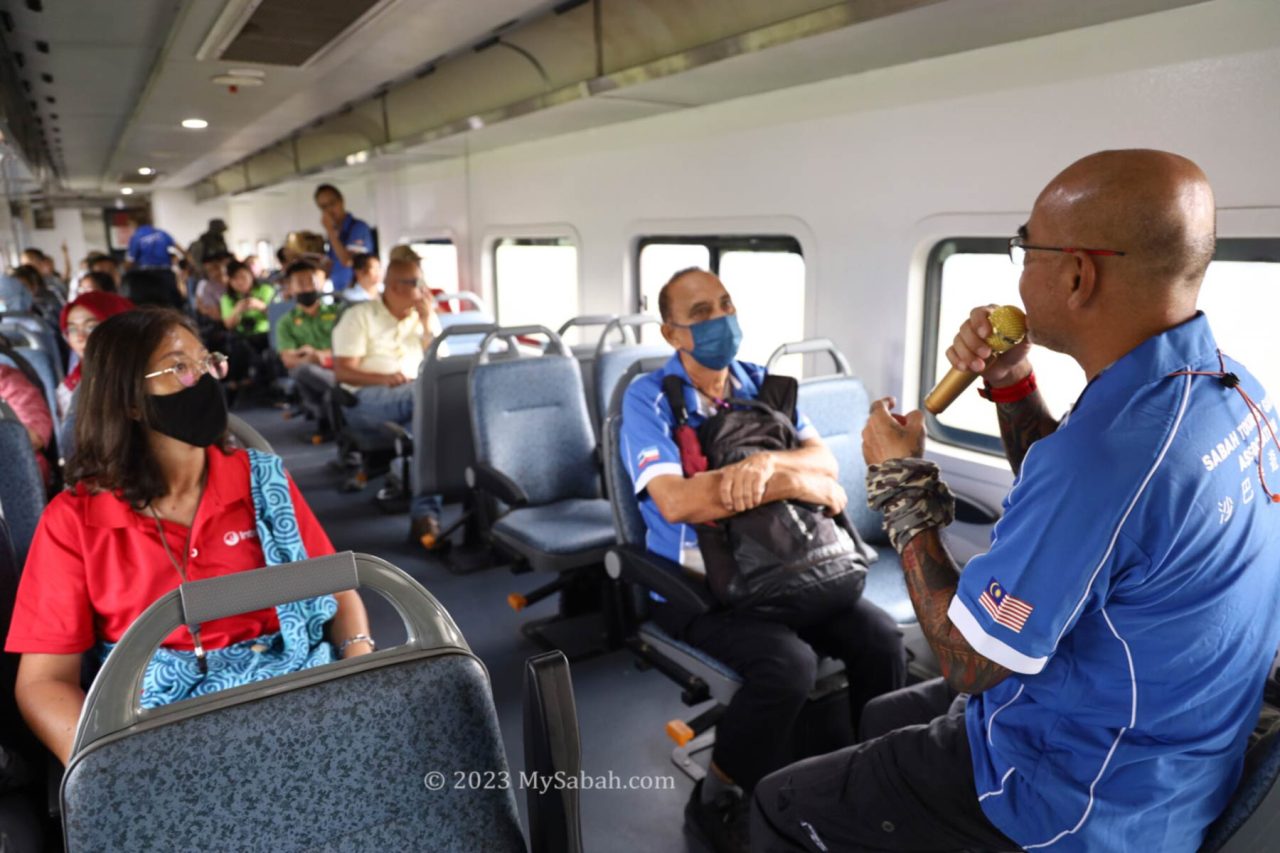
[{"left": 209, "top": 0, "right": 383, "bottom": 68}]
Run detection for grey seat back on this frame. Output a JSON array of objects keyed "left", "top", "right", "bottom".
[
  {"left": 226, "top": 413, "right": 274, "bottom": 454},
  {"left": 266, "top": 297, "right": 296, "bottom": 352},
  {"left": 435, "top": 292, "right": 494, "bottom": 355},
  {"left": 602, "top": 357, "right": 676, "bottom": 548},
  {"left": 0, "top": 313, "right": 62, "bottom": 379},
  {"left": 592, "top": 314, "right": 672, "bottom": 436},
  {"left": 411, "top": 322, "right": 504, "bottom": 501},
  {"left": 470, "top": 326, "right": 599, "bottom": 507},
  {"left": 0, "top": 400, "right": 47, "bottom": 566},
  {"left": 557, "top": 315, "right": 620, "bottom": 429},
  {"left": 62, "top": 552, "right": 526, "bottom": 853},
  {"left": 769, "top": 339, "right": 887, "bottom": 544}
]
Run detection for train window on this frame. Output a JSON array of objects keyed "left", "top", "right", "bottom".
[
  {"left": 923, "top": 237, "right": 1280, "bottom": 456},
  {"left": 636, "top": 235, "right": 805, "bottom": 367},
  {"left": 408, "top": 238, "right": 460, "bottom": 293},
  {"left": 493, "top": 236, "right": 578, "bottom": 329},
  {"left": 256, "top": 240, "right": 274, "bottom": 272}
]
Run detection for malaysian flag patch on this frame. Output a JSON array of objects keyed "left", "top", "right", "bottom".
[
  {"left": 636, "top": 447, "right": 661, "bottom": 469},
  {"left": 978, "top": 578, "right": 1033, "bottom": 633}
]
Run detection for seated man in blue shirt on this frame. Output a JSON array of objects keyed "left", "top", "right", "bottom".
[
  {"left": 314, "top": 183, "right": 374, "bottom": 294},
  {"left": 752, "top": 150, "right": 1280, "bottom": 853},
  {"left": 621, "top": 268, "right": 906, "bottom": 852}
]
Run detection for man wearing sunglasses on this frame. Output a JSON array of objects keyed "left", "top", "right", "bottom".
[{"left": 753, "top": 150, "right": 1280, "bottom": 852}]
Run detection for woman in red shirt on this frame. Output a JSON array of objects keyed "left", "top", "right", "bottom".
[{"left": 6, "top": 308, "right": 370, "bottom": 764}]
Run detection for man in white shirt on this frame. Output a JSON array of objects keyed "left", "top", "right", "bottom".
[{"left": 332, "top": 257, "right": 443, "bottom": 537}]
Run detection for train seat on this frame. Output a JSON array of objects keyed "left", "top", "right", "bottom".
[
  {"left": 468, "top": 326, "right": 618, "bottom": 650},
  {"left": 433, "top": 291, "right": 494, "bottom": 355},
  {"left": 555, "top": 314, "right": 619, "bottom": 430},
  {"left": 60, "top": 552, "right": 579, "bottom": 852},
  {"left": 0, "top": 400, "right": 47, "bottom": 566},
  {"left": 591, "top": 314, "right": 672, "bottom": 439}
]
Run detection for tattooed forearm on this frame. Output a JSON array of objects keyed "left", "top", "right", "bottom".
[
  {"left": 995, "top": 389, "right": 1059, "bottom": 476},
  {"left": 899, "top": 529, "right": 1012, "bottom": 694}
]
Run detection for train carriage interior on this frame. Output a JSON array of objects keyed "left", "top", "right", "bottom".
[{"left": 1, "top": 0, "right": 1279, "bottom": 850}]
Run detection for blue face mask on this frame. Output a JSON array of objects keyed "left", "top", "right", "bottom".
[{"left": 673, "top": 314, "right": 743, "bottom": 370}]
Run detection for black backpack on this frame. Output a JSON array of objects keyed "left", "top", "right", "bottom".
[{"left": 663, "top": 374, "right": 869, "bottom": 626}]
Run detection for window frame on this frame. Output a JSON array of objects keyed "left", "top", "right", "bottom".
[
  {"left": 633, "top": 234, "right": 803, "bottom": 314},
  {"left": 490, "top": 235, "right": 579, "bottom": 326},
  {"left": 920, "top": 236, "right": 1280, "bottom": 456}
]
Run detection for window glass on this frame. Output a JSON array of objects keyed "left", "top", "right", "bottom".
[
  {"left": 493, "top": 237, "right": 578, "bottom": 330},
  {"left": 409, "top": 239, "right": 460, "bottom": 294},
  {"left": 255, "top": 240, "right": 274, "bottom": 273},
  {"left": 924, "top": 239, "right": 1280, "bottom": 455},
  {"left": 638, "top": 243, "right": 711, "bottom": 316}
]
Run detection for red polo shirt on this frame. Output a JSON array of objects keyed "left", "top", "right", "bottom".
[{"left": 5, "top": 447, "right": 335, "bottom": 655}]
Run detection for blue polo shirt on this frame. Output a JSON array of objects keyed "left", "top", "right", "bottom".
[
  {"left": 620, "top": 353, "right": 818, "bottom": 568},
  {"left": 327, "top": 214, "right": 374, "bottom": 292},
  {"left": 950, "top": 313, "right": 1280, "bottom": 851},
  {"left": 126, "top": 225, "right": 177, "bottom": 268}
]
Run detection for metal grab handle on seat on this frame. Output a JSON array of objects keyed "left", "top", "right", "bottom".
[
  {"left": 72, "top": 552, "right": 468, "bottom": 752},
  {"left": 425, "top": 322, "right": 504, "bottom": 366},
  {"left": 433, "top": 291, "right": 488, "bottom": 313},
  {"left": 476, "top": 325, "right": 569, "bottom": 363},
  {"left": 765, "top": 338, "right": 852, "bottom": 377},
  {"left": 592, "top": 314, "right": 663, "bottom": 359},
  {"left": 556, "top": 314, "right": 617, "bottom": 336}
]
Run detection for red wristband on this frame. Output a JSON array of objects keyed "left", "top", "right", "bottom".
[{"left": 979, "top": 371, "right": 1037, "bottom": 404}]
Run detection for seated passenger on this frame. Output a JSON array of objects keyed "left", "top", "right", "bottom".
[
  {"left": 195, "top": 251, "right": 231, "bottom": 323},
  {"left": 620, "top": 268, "right": 906, "bottom": 852},
  {"left": 10, "top": 264, "right": 61, "bottom": 318},
  {"left": 0, "top": 360, "right": 53, "bottom": 487},
  {"left": 4, "top": 308, "right": 371, "bottom": 765},
  {"left": 20, "top": 247, "right": 67, "bottom": 301},
  {"left": 276, "top": 261, "right": 339, "bottom": 434},
  {"left": 220, "top": 261, "right": 276, "bottom": 401},
  {"left": 751, "top": 150, "right": 1280, "bottom": 853},
  {"left": 331, "top": 258, "right": 443, "bottom": 540},
  {"left": 0, "top": 274, "right": 34, "bottom": 313},
  {"left": 56, "top": 291, "right": 134, "bottom": 419},
  {"left": 75, "top": 270, "right": 118, "bottom": 296},
  {"left": 85, "top": 252, "right": 121, "bottom": 289},
  {"left": 341, "top": 252, "right": 382, "bottom": 304}
]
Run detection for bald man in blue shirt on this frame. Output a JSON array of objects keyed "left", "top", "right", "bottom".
[{"left": 751, "top": 150, "right": 1280, "bottom": 852}]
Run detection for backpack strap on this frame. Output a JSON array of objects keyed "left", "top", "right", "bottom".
[
  {"left": 662, "top": 374, "right": 688, "bottom": 426},
  {"left": 662, "top": 374, "right": 709, "bottom": 478},
  {"left": 757, "top": 374, "right": 798, "bottom": 422}
]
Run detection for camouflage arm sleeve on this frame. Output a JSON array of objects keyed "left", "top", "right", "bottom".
[{"left": 865, "top": 458, "right": 956, "bottom": 552}]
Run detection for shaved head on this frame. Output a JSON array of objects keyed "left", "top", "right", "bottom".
[{"left": 1034, "top": 149, "right": 1216, "bottom": 289}]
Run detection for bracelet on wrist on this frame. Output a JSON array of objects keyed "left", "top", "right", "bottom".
[
  {"left": 978, "top": 370, "right": 1037, "bottom": 404},
  {"left": 339, "top": 634, "right": 376, "bottom": 656}
]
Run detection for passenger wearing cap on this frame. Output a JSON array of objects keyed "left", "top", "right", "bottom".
[
  {"left": 5, "top": 308, "right": 371, "bottom": 765},
  {"left": 57, "top": 291, "right": 135, "bottom": 419}
]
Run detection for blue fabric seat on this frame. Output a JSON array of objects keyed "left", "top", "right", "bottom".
[
  {"left": 492, "top": 499, "right": 618, "bottom": 555},
  {"left": 590, "top": 315, "right": 672, "bottom": 438},
  {"left": 0, "top": 401, "right": 47, "bottom": 566},
  {"left": 469, "top": 326, "right": 615, "bottom": 575},
  {"left": 61, "top": 553, "right": 539, "bottom": 853}
]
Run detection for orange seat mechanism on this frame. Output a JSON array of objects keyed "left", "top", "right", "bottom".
[
  {"left": 666, "top": 719, "right": 695, "bottom": 746},
  {"left": 507, "top": 593, "right": 528, "bottom": 612}
]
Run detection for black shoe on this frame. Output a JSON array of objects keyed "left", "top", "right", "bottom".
[{"left": 685, "top": 779, "right": 750, "bottom": 853}]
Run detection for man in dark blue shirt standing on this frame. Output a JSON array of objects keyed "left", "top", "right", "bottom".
[{"left": 314, "top": 184, "right": 374, "bottom": 293}]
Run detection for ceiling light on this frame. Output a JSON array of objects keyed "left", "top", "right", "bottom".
[
  {"left": 181, "top": 118, "right": 208, "bottom": 129},
  {"left": 226, "top": 68, "right": 266, "bottom": 78},
  {"left": 211, "top": 74, "right": 263, "bottom": 87},
  {"left": 138, "top": 166, "right": 155, "bottom": 176},
  {"left": 120, "top": 187, "right": 134, "bottom": 195}
]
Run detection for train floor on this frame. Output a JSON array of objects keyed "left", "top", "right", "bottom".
[{"left": 237, "top": 403, "right": 702, "bottom": 853}]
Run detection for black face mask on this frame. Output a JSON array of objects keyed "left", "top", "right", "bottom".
[
  {"left": 148, "top": 373, "right": 228, "bottom": 447},
  {"left": 295, "top": 291, "right": 320, "bottom": 307}
]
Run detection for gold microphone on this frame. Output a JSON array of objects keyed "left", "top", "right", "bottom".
[{"left": 924, "top": 305, "right": 1027, "bottom": 415}]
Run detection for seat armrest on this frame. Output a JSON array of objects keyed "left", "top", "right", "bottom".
[
  {"left": 331, "top": 386, "right": 358, "bottom": 408},
  {"left": 523, "top": 651, "right": 583, "bottom": 853},
  {"left": 608, "top": 544, "right": 716, "bottom": 616},
  {"left": 382, "top": 422, "right": 413, "bottom": 455},
  {"left": 467, "top": 462, "right": 530, "bottom": 508}
]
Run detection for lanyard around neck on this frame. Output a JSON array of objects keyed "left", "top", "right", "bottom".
[{"left": 148, "top": 481, "right": 209, "bottom": 672}]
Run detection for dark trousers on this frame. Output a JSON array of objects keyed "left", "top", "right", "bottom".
[
  {"left": 225, "top": 332, "right": 271, "bottom": 383},
  {"left": 750, "top": 678, "right": 1018, "bottom": 852},
  {"left": 675, "top": 597, "right": 907, "bottom": 791}
]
